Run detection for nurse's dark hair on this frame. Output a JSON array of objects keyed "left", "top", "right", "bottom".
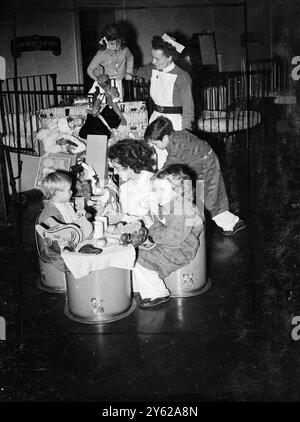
[
  {"left": 108, "top": 139, "right": 156, "bottom": 174},
  {"left": 144, "top": 117, "right": 174, "bottom": 142},
  {"left": 151, "top": 36, "right": 178, "bottom": 58}
]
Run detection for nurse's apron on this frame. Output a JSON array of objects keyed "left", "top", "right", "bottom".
[{"left": 149, "top": 69, "right": 182, "bottom": 130}]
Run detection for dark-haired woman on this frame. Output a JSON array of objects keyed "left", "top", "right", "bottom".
[
  {"left": 108, "top": 139, "right": 171, "bottom": 306},
  {"left": 107, "top": 138, "right": 156, "bottom": 220},
  {"left": 135, "top": 34, "right": 194, "bottom": 130}
]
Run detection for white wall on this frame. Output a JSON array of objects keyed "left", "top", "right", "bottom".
[
  {"left": 126, "top": 6, "right": 212, "bottom": 67},
  {"left": 122, "top": 2, "right": 253, "bottom": 71},
  {"left": 0, "top": 1, "right": 81, "bottom": 84},
  {"left": 9, "top": 153, "right": 40, "bottom": 193}
]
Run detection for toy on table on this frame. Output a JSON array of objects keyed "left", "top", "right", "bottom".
[
  {"left": 78, "top": 244, "right": 103, "bottom": 254},
  {"left": 35, "top": 221, "right": 83, "bottom": 253},
  {"left": 106, "top": 220, "right": 149, "bottom": 247},
  {"left": 119, "top": 221, "right": 148, "bottom": 247},
  {"left": 80, "top": 162, "right": 119, "bottom": 209}
]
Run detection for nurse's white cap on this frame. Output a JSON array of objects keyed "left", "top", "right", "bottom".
[{"left": 161, "top": 33, "right": 185, "bottom": 53}]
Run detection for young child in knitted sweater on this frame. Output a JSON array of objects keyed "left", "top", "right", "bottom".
[
  {"left": 36, "top": 171, "right": 93, "bottom": 269},
  {"left": 133, "top": 164, "right": 204, "bottom": 308}
]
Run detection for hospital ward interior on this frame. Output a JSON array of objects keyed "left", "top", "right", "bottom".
[{"left": 0, "top": 0, "right": 299, "bottom": 403}]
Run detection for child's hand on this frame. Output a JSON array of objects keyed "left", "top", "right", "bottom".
[
  {"left": 142, "top": 215, "right": 154, "bottom": 228},
  {"left": 91, "top": 180, "right": 106, "bottom": 196},
  {"left": 139, "top": 237, "right": 156, "bottom": 250},
  {"left": 56, "top": 138, "right": 68, "bottom": 146},
  {"left": 139, "top": 192, "right": 159, "bottom": 212}
]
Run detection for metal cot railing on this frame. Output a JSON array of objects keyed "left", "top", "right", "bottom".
[{"left": 196, "top": 69, "right": 270, "bottom": 134}]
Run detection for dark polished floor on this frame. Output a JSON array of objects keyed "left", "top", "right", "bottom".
[{"left": 0, "top": 104, "right": 299, "bottom": 402}]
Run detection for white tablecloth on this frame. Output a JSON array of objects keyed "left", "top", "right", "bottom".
[{"left": 61, "top": 243, "right": 136, "bottom": 279}]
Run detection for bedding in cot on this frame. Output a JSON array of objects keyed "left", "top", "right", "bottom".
[
  {"left": 197, "top": 110, "right": 261, "bottom": 133},
  {"left": 0, "top": 112, "right": 39, "bottom": 151},
  {"left": 39, "top": 101, "right": 148, "bottom": 144},
  {"left": 0, "top": 101, "right": 148, "bottom": 154}
]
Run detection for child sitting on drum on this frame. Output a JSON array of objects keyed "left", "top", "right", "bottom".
[
  {"left": 133, "top": 164, "right": 204, "bottom": 308},
  {"left": 36, "top": 171, "right": 94, "bottom": 269}
]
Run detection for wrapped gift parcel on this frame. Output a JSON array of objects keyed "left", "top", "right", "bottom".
[{"left": 110, "top": 101, "right": 148, "bottom": 142}]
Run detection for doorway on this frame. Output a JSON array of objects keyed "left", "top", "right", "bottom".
[{"left": 79, "top": 9, "right": 116, "bottom": 92}]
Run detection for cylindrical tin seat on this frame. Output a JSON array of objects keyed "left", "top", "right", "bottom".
[
  {"left": 37, "top": 257, "right": 67, "bottom": 293},
  {"left": 65, "top": 268, "right": 136, "bottom": 324},
  {"left": 35, "top": 223, "right": 67, "bottom": 293},
  {"left": 164, "top": 228, "right": 212, "bottom": 297}
]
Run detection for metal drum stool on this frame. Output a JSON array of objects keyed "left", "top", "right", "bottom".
[
  {"left": 35, "top": 224, "right": 67, "bottom": 293},
  {"left": 64, "top": 268, "right": 136, "bottom": 324},
  {"left": 37, "top": 257, "right": 67, "bottom": 293},
  {"left": 164, "top": 228, "right": 212, "bottom": 297}
]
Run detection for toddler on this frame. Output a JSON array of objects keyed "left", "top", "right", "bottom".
[
  {"left": 87, "top": 24, "right": 134, "bottom": 101},
  {"left": 36, "top": 171, "right": 94, "bottom": 269},
  {"left": 133, "top": 164, "right": 204, "bottom": 308}
]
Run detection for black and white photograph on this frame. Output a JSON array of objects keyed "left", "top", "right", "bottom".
[{"left": 0, "top": 0, "right": 299, "bottom": 406}]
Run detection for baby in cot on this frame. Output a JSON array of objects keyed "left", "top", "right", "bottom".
[
  {"left": 37, "top": 116, "right": 86, "bottom": 155},
  {"left": 133, "top": 164, "right": 204, "bottom": 308},
  {"left": 36, "top": 171, "right": 94, "bottom": 270}
]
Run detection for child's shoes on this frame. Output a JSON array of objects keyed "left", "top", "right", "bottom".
[{"left": 139, "top": 296, "right": 170, "bottom": 308}]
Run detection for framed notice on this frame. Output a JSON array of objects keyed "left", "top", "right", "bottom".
[
  {"left": 34, "top": 154, "right": 74, "bottom": 189},
  {"left": 198, "top": 33, "right": 218, "bottom": 66},
  {"left": 189, "top": 32, "right": 218, "bottom": 72}
]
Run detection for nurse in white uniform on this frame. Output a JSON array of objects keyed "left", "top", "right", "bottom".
[{"left": 136, "top": 33, "right": 194, "bottom": 131}]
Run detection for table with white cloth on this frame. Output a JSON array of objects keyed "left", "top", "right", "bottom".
[{"left": 61, "top": 242, "right": 136, "bottom": 324}]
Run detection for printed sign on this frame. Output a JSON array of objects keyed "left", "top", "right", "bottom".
[{"left": 11, "top": 34, "right": 61, "bottom": 57}]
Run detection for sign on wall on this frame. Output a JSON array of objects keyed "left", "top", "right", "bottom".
[{"left": 11, "top": 34, "right": 61, "bottom": 57}]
